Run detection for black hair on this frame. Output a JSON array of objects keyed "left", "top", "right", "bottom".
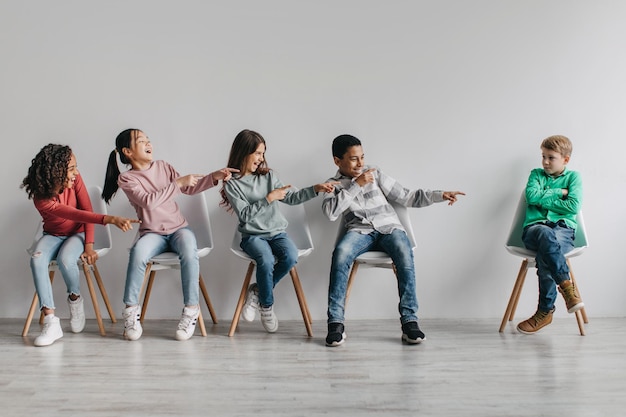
[
  {"left": 332, "top": 134, "right": 362, "bottom": 159},
  {"left": 21, "top": 144, "right": 72, "bottom": 200},
  {"left": 102, "top": 128, "right": 141, "bottom": 204}
]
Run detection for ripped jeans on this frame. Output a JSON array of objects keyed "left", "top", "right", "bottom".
[{"left": 30, "top": 232, "right": 85, "bottom": 310}]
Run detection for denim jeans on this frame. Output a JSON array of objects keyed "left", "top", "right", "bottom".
[
  {"left": 124, "top": 227, "right": 199, "bottom": 306},
  {"left": 328, "top": 229, "right": 418, "bottom": 325},
  {"left": 522, "top": 221, "right": 575, "bottom": 312},
  {"left": 240, "top": 232, "right": 298, "bottom": 307},
  {"left": 30, "top": 232, "right": 85, "bottom": 310}
]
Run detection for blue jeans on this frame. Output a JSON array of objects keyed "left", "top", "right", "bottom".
[
  {"left": 124, "top": 227, "right": 199, "bottom": 306},
  {"left": 328, "top": 229, "right": 418, "bottom": 325},
  {"left": 240, "top": 232, "right": 298, "bottom": 307},
  {"left": 30, "top": 232, "right": 85, "bottom": 310},
  {"left": 522, "top": 221, "right": 575, "bottom": 312}
]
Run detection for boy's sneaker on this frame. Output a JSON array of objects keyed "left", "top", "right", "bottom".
[
  {"left": 34, "top": 314, "right": 63, "bottom": 347},
  {"left": 241, "top": 283, "right": 259, "bottom": 322},
  {"left": 558, "top": 280, "right": 584, "bottom": 313},
  {"left": 260, "top": 305, "right": 278, "bottom": 333},
  {"left": 67, "top": 295, "right": 86, "bottom": 333},
  {"left": 175, "top": 306, "right": 200, "bottom": 341},
  {"left": 325, "top": 322, "right": 346, "bottom": 347},
  {"left": 401, "top": 321, "right": 425, "bottom": 344},
  {"left": 517, "top": 308, "right": 555, "bottom": 334},
  {"left": 122, "top": 305, "right": 143, "bottom": 341}
]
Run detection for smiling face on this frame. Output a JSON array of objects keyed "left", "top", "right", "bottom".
[
  {"left": 541, "top": 147, "right": 569, "bottom": 176},
  {"left": 243, "top": 142, "right": 266, "bottom": 175},
  {"left": 123, "top": 130, "right": 153, "bottom": 169},
  {"left": 334, "top": 145, "right": 365, "bottom": 178},
  {"left": 64, "top": 153, "right": 79, "bottom": 190}
]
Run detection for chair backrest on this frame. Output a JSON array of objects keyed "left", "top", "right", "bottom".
[
  {"left": 231, "top": 197, "right": 314, "bottom": 258},
  {"left": 335, "top": 200, "right": 417, "bottom": 250},
  {"left": 505, "top": 191, "right": 588, "bottom": 254},
  {"left": 88, "top": 185, "right": 113, "bottom": 257},
  {"left": 176, "top": 191, "right": 214, "bottom": 253},
  {"left": 27, "top": 185, "right": 112, "bottom": 257}
]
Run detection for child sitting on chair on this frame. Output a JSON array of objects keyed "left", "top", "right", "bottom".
[
  {"left": 517, "top": 134, "right": 584, "bottom": 334},
  {"left": 322, "top": 134, "right": 464, "bottom": 347}
]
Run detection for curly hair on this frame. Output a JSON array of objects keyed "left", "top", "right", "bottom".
[{"left": 21, "top": 144, "right": 72, "bottom": 200}]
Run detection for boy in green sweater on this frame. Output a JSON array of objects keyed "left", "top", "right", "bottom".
[{"left": 517, "top": 135, "right": 584, "bottom": 334}]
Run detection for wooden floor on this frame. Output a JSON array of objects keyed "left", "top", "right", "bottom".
[{"left": 1, "top": 317, "right": 625, "bottom": 416}]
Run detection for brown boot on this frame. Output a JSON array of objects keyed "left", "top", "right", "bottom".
[
  {"left": 558, "top": 280, "right": 584, "bottom": 313},
  {"left": 517, "top": 309, "right": 554, "bottom": 334}
]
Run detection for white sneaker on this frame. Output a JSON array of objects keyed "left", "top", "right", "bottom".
[
  {"left": 34, "top": 314, "right": 63, "bottom": 347},
  {"left": 67, "top": 295, "right": 86, "bottom": 333},
  {"left": 260, "top": 305, "right": 278, "bottom": 333},
  {"left": 175, "top": 306, "right": 200, "bottom": 341},
  {"left": 122, "top": 305, "right": 143, "bottom": 341},
  {"left": 241, "top": 283, "right": 259, "bottom": 322}
]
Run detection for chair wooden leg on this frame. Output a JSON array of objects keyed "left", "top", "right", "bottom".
[
  {"left": 290, "top": 267, "right": 313, "bottom": 337},
  {"left": 228, "top": 262, "right": 255, "bottom": 337},
  {"left": 499, "top": 259, "right": 529, "bottom": 332},
  {"left": 140, "top": 266, "right": 156, "bottom": 323},
  {"left": 197, "top": 310, "right": 207, "bottom": 337},
  {"left": 567, "top": 260, "right": 588, "bottom": 324},
  {"left": 82, "top": 262, "right": 106, "bottom": 336},
  {"left": 91, "top": 263, "right": 117, "bottom": 323},
  {"left": 22, "top": 292, "right": 40, "bottom": 337},
  {"left": 344, "top": 261, "right": 360, "bottom": 306},
  {"left": 199, "top": 274, "right": 218, "bottom": 324}
]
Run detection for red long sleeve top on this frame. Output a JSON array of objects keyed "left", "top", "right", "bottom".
[{"left": 33, "top": 174, "right": 105, "bottom": 244}]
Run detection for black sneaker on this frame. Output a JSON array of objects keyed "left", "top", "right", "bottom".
[
  {"left": 325, "top": 322, "right": 346, "bottom": 347},
  {"left": 401, "top": 321, "right": 425, "bottom": 344}
]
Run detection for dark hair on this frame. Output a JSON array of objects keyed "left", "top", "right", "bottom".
[
  {"left": 332, "top": 134, "right": 362, "bottom": 159},
  {"left": 21, "top": 144, "right": 72, "bottom": 200},
  {"left": 219, "top": 129, "right": 270, "bottom": 211},
  {"left": 102, "top": 128, "right": 141, "bottom": 204}
]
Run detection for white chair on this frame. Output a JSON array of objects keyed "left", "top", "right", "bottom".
[
  {"left": 336, "top": 201, "right": 417, "bottom": 306},
  {"left": 228, "top": 201, "right": 313, "bottom": 337},
  {"left": 499, "top": 192, "right": 589, "bottom": 335},
  {"left": 138, "top": 191, "right": 218, "bottom": 337},
  {"left": 22, "top": 185, "right": 117, "bottom": 337}
]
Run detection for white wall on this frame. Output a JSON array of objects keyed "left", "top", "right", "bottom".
[{"left": 1, "top": 1, "right": 625, "bottom": 321}]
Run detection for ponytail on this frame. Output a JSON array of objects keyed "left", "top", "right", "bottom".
[{"left": 102, "top": 150, "right": 121, "bottom": 204}]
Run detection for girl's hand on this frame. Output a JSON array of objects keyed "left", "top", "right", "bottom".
[
  {"left": 442, "top": 191, "right": 466, "bottom": 206},
  {"left": 212, "top": 167, "right": 239, "bottom": 182},
  {"left": 80, "top": 244, "right": 98, "bottom": 265},
  {"left": 176, "top": 174, "right": 204, "bottom": 188},
  {"left": 105, "top": 215, "right": 141, "bottom": 232},
  {"left": 267, "top": 185, "right": 292, "bottom": 203},
  {"left": 314, "top": 181, "right": 340, "bottom": 193}
]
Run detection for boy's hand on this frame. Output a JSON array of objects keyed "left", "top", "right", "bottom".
[
  {"left": 356, "top": 168, "right": 376, "bottom": 187},
  {"left": 267, "top": 185, "right": 292, "bottom": 202},
  {"left": 314, "top": 181, "right": 340, "bottom": 193},
  {"left": 562, "top": 188, "right": 569, "bottom": 198},
  {"left": 442, "top": 191, "right": 466, "bottom": 206}
]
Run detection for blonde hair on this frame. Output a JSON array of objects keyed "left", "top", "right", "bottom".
[{"left": 541, "top": 135, "right": 572, "bottom": 157}]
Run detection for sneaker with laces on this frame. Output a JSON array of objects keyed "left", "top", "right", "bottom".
[
  {"left": 558, "top": 280, "right": 584, "bottom": 313},
  {"left": 260, "top": 305, "right": 278, "bottom": 333},
  {"left": 516, "top": 308, "right": 555, "bottom": 334},
  {"left": 402, "top": 321, "right": 426, "bottom": 344},
  {"left": 34, "top": 314, "right": 63, "bottom": 347},
  {"left": 325, "top": 322, "right": 346, "bottom": 347},
  {"left": 67, "top": 295, "right": 86, "bottom": 333},
  {"left": 175, "top": 306, "right": 200, "bottom": 341},
  {"left": 122, "top": 305, "right": 143, "bottom": 341},
  {"left": 242, "top": 283, "right": 259, "bottom": 322}
]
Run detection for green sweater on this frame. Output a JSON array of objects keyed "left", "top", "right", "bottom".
[
  {"left": 523, "top": 167, "right": 582, "bottom": 230},
  {"left": 224, "top": 170, "right": 317, "bottom": 237}
]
